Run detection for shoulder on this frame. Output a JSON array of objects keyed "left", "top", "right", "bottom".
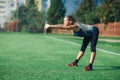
[{"left": 74, "top": 23, "right": 80, "bottom": 27}]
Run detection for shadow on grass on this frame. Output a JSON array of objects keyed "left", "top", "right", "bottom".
[
  {"left": 111, "top": 66, "right": 120, "bottom": 70},
  {"left": 94, "top": 65, "right": 120, "bottom": 71}
]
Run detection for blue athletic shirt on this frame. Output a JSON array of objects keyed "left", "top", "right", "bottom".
[{"left": 74, "top": 23, "right": 94, "bottom": 37}]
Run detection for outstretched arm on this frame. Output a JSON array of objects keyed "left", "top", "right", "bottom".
[
  {"left": 49, "top": 24, "right": 64, "bottom": 29},
  {"left": 44, "top": 24, "right": 64, "bottom": 30},
  {"left": 63, "top": 24, "right": 79, "bottom": 29},
  {"left": 44, "top": 23, "right": 79, "bottom": 30}
]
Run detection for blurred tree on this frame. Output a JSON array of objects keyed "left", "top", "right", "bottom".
[
  {"left": 12, "top": 0, "right": 46, "bottom": 32},
  {"left": 47, "top": 0, "right": 66, "bottom": 24},
  {"left": 12, "top": 5, "right": 27, "bottom": 31},
  {"left": 73, "top": 0, "right": 100, "bottom": 24},
  {"left": 25, "top": 0, "right": 46, "bottom": 32},
  {"left": 74, "top": 0, "right": 120, "bottom": 25},
  {"left": 96, "top": 0, "right": 120, "bottom": 24},
  {"left": 113, "top": 0, "right": 120, "bottom": 22}
]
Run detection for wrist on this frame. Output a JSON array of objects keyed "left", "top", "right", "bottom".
[{"left": 47, "top": 24, "right": 52, "bottom": 28}]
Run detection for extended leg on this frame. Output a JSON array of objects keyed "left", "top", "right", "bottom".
[{"left": 67, "top": 37, "right": 90, "bottom": 66}]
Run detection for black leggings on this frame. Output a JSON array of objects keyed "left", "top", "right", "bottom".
[{"left": 80, "top": 27, "right": 99, "bottom": 52}]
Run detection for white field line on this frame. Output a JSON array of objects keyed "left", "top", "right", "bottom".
[{"left": 44, "top": 36, "right": 120, "bottom": 56}]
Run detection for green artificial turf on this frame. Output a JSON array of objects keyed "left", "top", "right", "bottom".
[{"left": 0, "top": 33, "right": 120, "bottom": 80}]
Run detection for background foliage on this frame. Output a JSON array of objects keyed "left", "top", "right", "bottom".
[
  {"left": 12, "top": 0, "right": 46, "bottom": 32},
  {"left": 47, "top": 0, "right": 66, "bottom": 24},
  {"left": 10, "top": 0, "right": 120, "bottom": 32},
  {"left": 73, "top": 0, "right": 120, "bottom": 24}
]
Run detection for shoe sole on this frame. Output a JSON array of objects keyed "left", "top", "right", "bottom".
[
  {"left": 83, "top": 68, "right": 93, "bottom": 71},
  {"left": 66, "top": 64, "right": 78, "bottom": 67}
]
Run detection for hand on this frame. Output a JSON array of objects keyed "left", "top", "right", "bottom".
[{"left": 44, "top": 24, "right": 50, "bottom": 30}]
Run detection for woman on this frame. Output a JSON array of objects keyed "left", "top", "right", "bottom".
[{"left": 44, "top": 15, "right": 99, "bottom": 71}]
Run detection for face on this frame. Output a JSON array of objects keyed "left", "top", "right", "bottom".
[{"left": 64, "top": 17, "right": 71, "bottom": 26}]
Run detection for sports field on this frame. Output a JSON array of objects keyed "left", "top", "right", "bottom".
[{"left": 0, "top": 33, "right": 120, "bottom": 80}]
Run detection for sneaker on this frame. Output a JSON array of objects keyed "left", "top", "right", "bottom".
[
  {"left": 67, "top": 62, "right": 78, "bottom": 67},
  {"left": 83, "top": 65, "right": 93, "bottom": 71}
]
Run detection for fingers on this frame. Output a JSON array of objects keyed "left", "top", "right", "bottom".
[{"left": 44, "top": 24, "right": 49, "bottom": 30}]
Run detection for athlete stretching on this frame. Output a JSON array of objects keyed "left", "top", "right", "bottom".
[{"left": 44, "top": 15, "right": 99, "bottom": 71}]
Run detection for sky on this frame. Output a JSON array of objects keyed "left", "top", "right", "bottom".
[
  {"left": 64, "top": 0, "right": 102, "bottom": 15},
  {"left": 64, "top": 0, "right": 82, "bottom": 15}
]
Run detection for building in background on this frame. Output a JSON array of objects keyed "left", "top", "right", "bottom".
[
  {"left": 35, "top": 0, "right": 51, "bottom": 12},
  {"left": 0, "top": 0, "right": 6, "bottom": 17},
  {"left": 0, "top": 0, "right": 27, "bottom": 28},
  {"left": 35, "top": 0, "right": 42, "bottom": 11},
  {"left": 0, "top": 0, "right": 6, "bottom": 28}
]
